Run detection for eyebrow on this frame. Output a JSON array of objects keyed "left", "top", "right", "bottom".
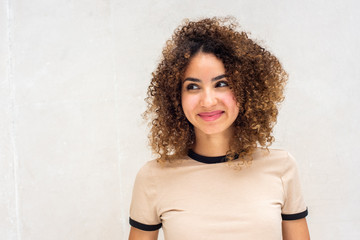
[{"left": 183, "top": 74, "right": 226, "bottom": 83}]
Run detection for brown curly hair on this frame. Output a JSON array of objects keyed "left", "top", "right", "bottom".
[{"left": 144, "top": 17, "right": 288, "bottom": 163}]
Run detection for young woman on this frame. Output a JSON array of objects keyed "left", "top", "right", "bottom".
[{"left": 129, "top": 17, "right": 310, "bottom": 240}]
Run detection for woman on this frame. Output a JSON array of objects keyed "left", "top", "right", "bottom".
[{"left": 129, "top": 17, "right": 310, "bottom": 240}]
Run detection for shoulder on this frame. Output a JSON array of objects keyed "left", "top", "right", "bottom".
[
  {"left": 139, "top": 159, "right": 160, "bottom": 171},
  {"left": 252, "top": 148, "right": 298, "bottom": 172},
  {"left": 135, "top": 159, "right": 161, "bottom": 180},
  {"left": 132, "top": 160, "right": 163, "bottom": 197},
  {"left": 265, "top": 149, "right": 301, "bottom": 180},
  {"left": 253, "top": 148, "right": 293, "bottom": 162},
  {"left": 135, "top": 156, "right": 188, "bottom": 179}
]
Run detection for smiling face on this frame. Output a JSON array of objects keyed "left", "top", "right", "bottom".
[{"left": 181, "top": 53, "right": 240, "bottom": 138}]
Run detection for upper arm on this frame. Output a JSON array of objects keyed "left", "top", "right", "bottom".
[
  {"left": 281, "top": 152, "right": 309, "bottom": 240},
  {"left": 130, "top": 162, "right": 162, "bottom": 231},
  {"left": 129, "top": 227, "right": 159, "bottom": 240},
  {"left": 282, "top": 218, "right": 310, "bottom": 240}
]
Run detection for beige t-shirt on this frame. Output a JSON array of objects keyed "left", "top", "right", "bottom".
[{"left": 129, "top": 148, "right": 308, "bottom": 240}]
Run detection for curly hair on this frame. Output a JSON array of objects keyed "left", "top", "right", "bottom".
[{"left": 144, "top": 17, "right": 288, "bottom": 163}]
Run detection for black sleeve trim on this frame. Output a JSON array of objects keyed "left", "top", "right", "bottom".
[
  {"left": 282, "top": 208, "right": 308, "bottom": 221},
  {"left": 129, "top": 218, "right": 162, "bottom": 231}
]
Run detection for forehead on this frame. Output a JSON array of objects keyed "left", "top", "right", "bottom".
[{"left": 184, "top": 53, "right": 225, "bottom": 78}]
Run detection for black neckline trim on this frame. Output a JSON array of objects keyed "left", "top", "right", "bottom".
[{"left": 188, "top": 149, "right": 238, "bottom": 164}]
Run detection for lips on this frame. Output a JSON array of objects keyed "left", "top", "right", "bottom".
[{"left": 198, "top": 110, "right": 224, "bottom": 121}]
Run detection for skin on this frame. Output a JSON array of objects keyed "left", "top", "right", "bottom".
[
  {"left": 129, "top": 52, "right": 310, "bottom": 240},
  {"left": 129, "top": 228, "right": 159, "bottom": 240},
  {"left": 181, "top": 53, "right": 239, "bottom": 156},
  {"left": 282, "top": 218, "right": 310, "bottom": 240}
]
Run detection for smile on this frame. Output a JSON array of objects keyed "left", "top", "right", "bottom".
[{"left": 198, "top": 110, "right": 224, "bottom": 121}]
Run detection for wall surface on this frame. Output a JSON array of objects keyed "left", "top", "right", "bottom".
[{"left": 0, "top": 0, "right": 359, "bottom": 239}]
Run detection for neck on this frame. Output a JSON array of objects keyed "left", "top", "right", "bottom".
[{"left": 192, "top": 128, "right": 233, "bottom": 156}]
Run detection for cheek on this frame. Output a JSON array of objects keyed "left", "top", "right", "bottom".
[
  {"left": 221, "top": 92, "right": 239, "bottom": 112},
  {"left": 181, "top": 94, "right": 196, "bottom": 123},
  {"left": 181, "top": 93, "right": 198, "bottom": 116}
]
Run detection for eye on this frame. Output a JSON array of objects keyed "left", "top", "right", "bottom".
[
  {"left": 186, "top": 83, "right": 200, "bottom": 90},
  {"left": 215, "top": 81, "right": 229, "bottom": 88}
]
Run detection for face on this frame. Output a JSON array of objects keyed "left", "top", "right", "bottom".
[{"left": 181, "top": 53, "right": 239, "bottom": 137}]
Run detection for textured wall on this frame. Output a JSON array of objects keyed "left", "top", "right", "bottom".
[
  {"left": 1, "top": 0, "right": 359, "bottom": 239},
  {"left": 1, "top": 1, "right": 17, "bottom": 239}
]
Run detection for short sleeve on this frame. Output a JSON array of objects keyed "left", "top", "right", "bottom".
[
  {"left": 129, "top": 162, "right": 162, "bottom": 231},
  {"left": 280, "top": 152, "right": 308, "bottom": 220}
]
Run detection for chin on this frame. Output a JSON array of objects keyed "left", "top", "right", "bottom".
[{"left": 197, "top": 127, "right": 227, "bottom": 136}]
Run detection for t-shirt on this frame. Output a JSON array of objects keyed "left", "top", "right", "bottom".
[{"left": 129, "top": 148, "right": 308, "bottom": 240}]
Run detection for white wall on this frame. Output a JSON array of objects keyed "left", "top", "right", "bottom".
[{"left": 1, "top": 0, "right": 359, "bottom": 239}]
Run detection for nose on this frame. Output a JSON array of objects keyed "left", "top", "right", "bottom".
[{"left": 200, "top": 88, "right": 217, "bottom": 108}]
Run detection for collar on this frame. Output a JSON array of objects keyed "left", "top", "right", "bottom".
[{"left": 188, "top": 149, "right": 238, "bottom": 164}]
